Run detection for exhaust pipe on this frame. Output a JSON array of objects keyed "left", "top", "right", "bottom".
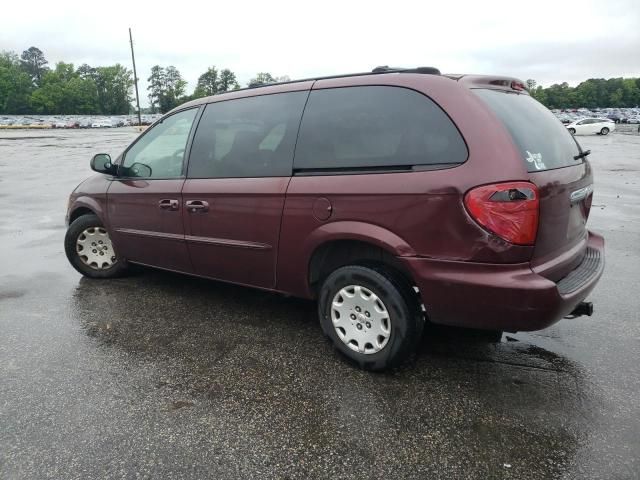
[{"left": 566, "top": 301, "right": 593, "bottom": 319}]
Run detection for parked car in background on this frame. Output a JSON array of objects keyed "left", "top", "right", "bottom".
[
  {"left": 91, "top": 120, "right": 112, "bottom": 128},
  {"left": 566, "top": 118, "right": 615, "bottom": 135},
  {"left": 64, "top": 67, "right": 604, "bottom": 370}
]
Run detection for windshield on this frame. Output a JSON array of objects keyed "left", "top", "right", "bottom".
[{"left": 473, "top": 89, "right": 582, "bottom": 172}]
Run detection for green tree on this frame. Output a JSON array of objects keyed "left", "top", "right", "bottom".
[
  {"left": 29, "top": 62, "right": 99, "bottom": 114},
  {"left": 66, "top": 76, "right": 99, "bottom": 113},
  {"left": 192, "top": 67, "right": 240, "bottom": 99},
  {"left": 194, "top": 66, "right": 219, "bottom": 97},
  {"left": 218, "top": 69, "right": 240, "bottom": 92},
  {"left": 530, "top": 85, "right": 547, "bottom": 105},
  {"left": 621, "top": 78, "right": 640, "bottom": 107},
  {"left": 147, "top": 65, "right": 166, "bottom": 113},
  {"left": 609, "top": 88, "right": 624, "bottom": 107},
  {"left": 76, "top": 63, "right": 96, "bottom": 80},
  {"left": 165, "top": 66, "right": 187, "bottom": 97},
  {"left": 160, "top": 66, "right": 187, "bottom": 112},
  {"left": 147, "top": 65, "right": 187, "bottom": 113},
  {"left": 94, "top": 64, "right": 133, "bottom": 114},
  {"left": 529, "top": 77, "right": 640, "bottom": 109},
  {"left": 20, "top": 46, "right": 49, "bottom": 86},
  {"left": 248, "top": 72, "right": 275, "bottom": 87},
  {"left": 30, "top": 70, "right": 65, "bottom": 114},
  {"left": 0, "top": 51, "right": 33, "bottom": 113}
]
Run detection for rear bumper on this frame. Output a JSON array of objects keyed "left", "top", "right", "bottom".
[{"left": 402, "top": 231, "right": 605, "bottom": 332}]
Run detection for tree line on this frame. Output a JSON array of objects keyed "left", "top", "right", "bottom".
[
  {"left": 1, "top": 47, "right": 133, "bottom": 115},
  {"left": 0, "top": 46, "right": 289, "bottom": 115},
  {"left": 3, "top": 46, "right": 639, "bottom": 115},
  {"left": 146, "top": 68, "right": 290, "bottom": 113},
  {"left": 526, "top": 78, "right": 640, "bottom": 109}
]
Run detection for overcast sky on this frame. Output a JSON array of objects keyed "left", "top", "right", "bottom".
[{"left": 2, "top": 0, "right": 639, "bottom": 106}]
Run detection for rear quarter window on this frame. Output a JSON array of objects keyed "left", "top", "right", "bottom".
[
  {"left": 473, "top": 89, "right": 582, "bottom": 172},
  {"left": 293, "top": 86, "right": 468, "bottom": 172}
]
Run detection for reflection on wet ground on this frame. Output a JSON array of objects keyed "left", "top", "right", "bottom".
[{"left": 1, "top": 130, "right": 639, "bottom": 479}]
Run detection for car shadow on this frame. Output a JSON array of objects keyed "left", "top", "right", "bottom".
[
  {"left": 71, "top": 266, "right": 586, "bottom": 379},
  {"left": 70, "top": 267, "right": 594, "bottom": 478}
]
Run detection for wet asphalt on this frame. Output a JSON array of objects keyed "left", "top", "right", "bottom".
[{"left": 0, "top": 128, "right": 639, "bottom": 479}]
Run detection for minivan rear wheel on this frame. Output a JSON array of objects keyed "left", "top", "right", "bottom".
[
  {"left": 318, "top": 265, "right": 423, "bottom": 370},
  {"left": 600, "top": 127, "right": 610, "bottom": 135},
  {"left": 64, "top": 214, "right": 128, "bottom": 278}
]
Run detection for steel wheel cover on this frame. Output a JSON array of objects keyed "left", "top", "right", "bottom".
[
  {"left": 331, "top": 285, "right": 391, "bottom": 354},
  {"left": 76, "top": 227, "right": 117, "bottom": 270}
]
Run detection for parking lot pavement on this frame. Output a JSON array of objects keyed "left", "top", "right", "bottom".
[{"left": 1, "top": 129, "right": 639, "bottom": 479}]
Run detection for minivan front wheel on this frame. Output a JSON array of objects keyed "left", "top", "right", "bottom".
[
  {"left": 600, "top": 127, "right": 610, "bottom": 135},
  {"left": 568, "top": 128, "right": 576, "bottom": 135},
  {"left": 65, "top": 214, "right": 127, "bottom": 278},
  {"left": 318, "top": 265, "right": 423, "bottom": 370}
]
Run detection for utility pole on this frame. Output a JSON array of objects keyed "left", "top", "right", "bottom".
[{"left": 129, "top": 28, "right": 142, "bottom": 126}]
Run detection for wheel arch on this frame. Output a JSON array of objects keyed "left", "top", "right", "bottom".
[
  {"left": 68, "top": 197, "right": 107, "bottom": 226},
  {"left": 304, "top": 223, "right": 417, "bottom": 297},
  {"left": 68, "top": 206, "right": 95, "bottom": 224}
]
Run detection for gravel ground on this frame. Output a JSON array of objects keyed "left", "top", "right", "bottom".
[{"left": 0, "top": 128, "right": 639, "bottom": 479}]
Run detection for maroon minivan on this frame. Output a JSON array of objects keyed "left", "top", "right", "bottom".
[{"left": 65, "top": 67, "right": 604, "bottom": 370}]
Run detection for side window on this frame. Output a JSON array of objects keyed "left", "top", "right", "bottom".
[
  {"left": 294, "top": 86, "right": 467, "bottom": 171},
  {"left": 121, "top": 108, "right": 198, "bottom": 178},
  {"left": 188, "top": 91, "right": 308, "bottom": 178}
]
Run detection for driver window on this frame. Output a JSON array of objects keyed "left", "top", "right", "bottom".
[{"left": 121, "top": 108, "right": 198, "bottom": 178}]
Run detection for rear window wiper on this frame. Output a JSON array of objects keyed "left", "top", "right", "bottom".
[{"left": 574, "top": 149, "right": 591, "bottom": 161}]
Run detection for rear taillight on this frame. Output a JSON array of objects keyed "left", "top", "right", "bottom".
[{"left": 464, "top": 182, "right": 539, "bottom": 245}]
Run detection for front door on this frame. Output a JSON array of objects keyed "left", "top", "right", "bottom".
[
  {"left": 108, "top": 107, "right": 199, "bottom": 272},
  {"left": 182, "top": 91, "right": 308, "bottom": 288}
]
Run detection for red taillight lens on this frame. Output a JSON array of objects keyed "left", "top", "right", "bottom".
[{"left": 464, "top": 182, "right": 539, "bottom": 245}]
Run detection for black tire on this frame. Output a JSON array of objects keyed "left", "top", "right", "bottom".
[
  {"left": 318, "top": 265, "right": 423, "bottom": 371},
  {"left": 600, "top": 127, "right": 609, "bottom": 135},
  {"left": 64, "top": 214, "right": 128, "bottom": 278},
  {"left": 568, "top": 128, "right": 576, "bottom": 135}
]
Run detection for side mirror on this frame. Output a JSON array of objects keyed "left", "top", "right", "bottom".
[{"left": 90, "top": 153, "right": 114, "bottom": 174}]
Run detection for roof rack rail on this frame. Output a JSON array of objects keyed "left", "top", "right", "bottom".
[
  {"left": 218, "top": 66, "right": 442, "bottom": 95},
  {"left": 371, "top": 66, "right": 441, "bottom": 75}
]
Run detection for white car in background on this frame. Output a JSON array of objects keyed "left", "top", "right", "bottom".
[
  {"left": 91, "top": 119, "right": 113, "bottom": 128},
  {"left": 566, "top": 118, "right": 615, "bottom": 136}
]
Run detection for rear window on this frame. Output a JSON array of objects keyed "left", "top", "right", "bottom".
[
  {"left": 294, "top": 86, "right": 467, "bottom": 172},
  {"left": 474, "top": 89, "right": 581, "bottom": 172}
]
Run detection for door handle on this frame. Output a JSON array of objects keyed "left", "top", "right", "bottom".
[
  {"left": 185, "top": 200, "right": 209, "bottom": 213},
  {"left": 159, "top": 199, "right": 179, "bottom": 211}
]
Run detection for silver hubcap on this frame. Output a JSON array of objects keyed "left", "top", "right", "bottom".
[
  {"left": 331, "top": 285, "right": 391, "bottom": 354},
  {"left": 76, "top": 227, "right": 117, "bottom": 270}
]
